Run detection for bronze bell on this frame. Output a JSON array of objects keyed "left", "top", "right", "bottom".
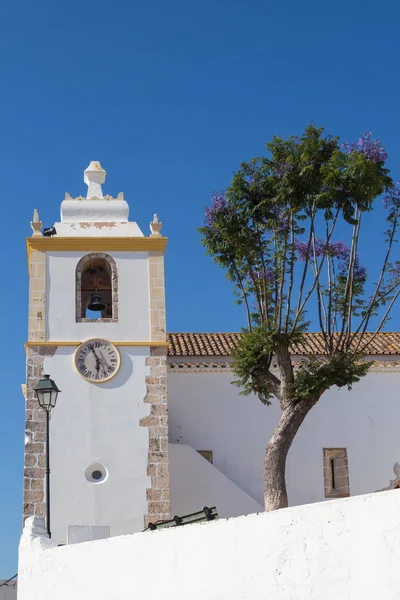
[{"left": 87, "top": 289, "right": 105, "bottom": 312}]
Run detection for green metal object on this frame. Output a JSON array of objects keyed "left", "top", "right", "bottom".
[
  {"left": 33, "top": 374, "right": 61, "bottom": 540},
  {"left": 33, "top": 374, "right": 60, "bottom": 411},
  {"left": 144, "top": 506, "right": 218, "bottom": 531}
]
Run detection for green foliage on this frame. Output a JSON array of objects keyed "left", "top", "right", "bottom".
[
  {"left": 231, "top": 325, "right": 309, "bottom": 405},
  {"left": 232, "top": 326, "right": 371, "bottom": 405},
  {"left": 292, "top": 354, "right": 372, "bottom": 402},
  {"left": 200, "top": 123, "right": 400, "bottom": 407},
  {"left": 231, "top": 326, "right": 276, "bottom": 405}
]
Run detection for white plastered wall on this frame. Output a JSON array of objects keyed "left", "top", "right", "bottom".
[
  {"left": 43, "top": 347, "right": 151, "bottom": 544},
  {"left": 18, "top": 490, "right": 400, "bottom": 600},
  {"left": 168, "top": 369, "right": 400, "bottom": 508},
  {"left": 45, "top": 251, "right": 150, "bottom": 341}
]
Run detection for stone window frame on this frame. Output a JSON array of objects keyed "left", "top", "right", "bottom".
[
  {"left": 323, "top": 448, "right": 350, "bottom": 498},
  {"left": 76, "top": 253, "right": 118, "bottom": 323}
]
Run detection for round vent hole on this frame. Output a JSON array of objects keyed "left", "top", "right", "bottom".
[{"left": 85, "top": 463, "right": 108, "bottom": 484}]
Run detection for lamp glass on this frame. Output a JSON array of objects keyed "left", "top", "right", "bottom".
[{"left": 34, "top": 375, "right": 60, "bottom": 412}]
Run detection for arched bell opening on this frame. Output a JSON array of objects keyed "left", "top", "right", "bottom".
[{"left": 76, "top": 254, "right": 118, "bottom": 322}]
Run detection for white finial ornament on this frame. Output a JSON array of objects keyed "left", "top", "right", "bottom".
[
  {"left": 84, "top": 161, "right": 106, "bottom": 199},
  {"left": 30, "top": 208, "right": 43, "bottom": 237},
  {"left": 150, "top": 213, "right": 162, "bottom": 236}
]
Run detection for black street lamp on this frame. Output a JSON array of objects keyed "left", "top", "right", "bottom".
[{"left": 33, "top": 374, "right": 60, "bottom": 539}]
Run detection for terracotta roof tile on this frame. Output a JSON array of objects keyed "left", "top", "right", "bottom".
[{"left": 167, "top": 332, "right": 400, "bottom": 356}]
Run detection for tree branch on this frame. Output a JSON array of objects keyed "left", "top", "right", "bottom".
[
  {"left": 353, "top": 209, "right": 399, "bottom": 344},
  {"left": 233, "top": 264, "right": 252, "bottom": 330},
  {"left": 357, "top": 290, "right": 400, "bottom": 354},
  {"left": 291, "top": 208, "right": 340, "bottom": 333},
  {"left": 275, "top": 341, "right": 294, "bottom": 409},
  {"left": 277, "top": 226, "right": 289, "bottom": 331},
  {"left": 284, "top": 212, "right": 295, "bottom": 333},
  {"left": 293, "top": 207, "right": 315, "bottom": 328}
]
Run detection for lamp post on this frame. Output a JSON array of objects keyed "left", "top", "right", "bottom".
[{"left": 33, "top": 374, "right": 60, "bottom": 539}]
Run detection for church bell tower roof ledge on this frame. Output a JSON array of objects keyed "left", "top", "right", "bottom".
[{"left": 26, "top": 236, "right": 168, "bottom": 263}]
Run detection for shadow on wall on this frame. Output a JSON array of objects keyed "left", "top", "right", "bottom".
[
  {"left": 168, "top": 442, "right": 263, "bottom": 519},
  {"left": 97, "top": 348, "right": 134, "bottom": 389}
]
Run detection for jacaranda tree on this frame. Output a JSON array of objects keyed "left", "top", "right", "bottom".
[{"left": 200, "top": 124, "right": 400, "bottom": 511}]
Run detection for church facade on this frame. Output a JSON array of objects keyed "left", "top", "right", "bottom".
[{"left": 22, "top": 163, "right": 400, "bottom": 546}]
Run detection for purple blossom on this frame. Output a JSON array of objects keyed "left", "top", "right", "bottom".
[
  {"left": 294, "top": 238, "right": 348, "bottom": 260},
  {"left": 342, "top": 131, "right": 387, "bottom": 163},
  {"left": 354, "top": 264, "right": 367, "bottom": 280},
  {"left": 295, "top": 238, "right": 351, "bottom": 261},
  {"left": 204, "top": 193, "right": 232, "bottom": 227},
  {"left": 391, "top": 262, "right": 400, "bottom": 276},
  {"left": 273, "top": 160, "right": 294, "bottom": 178},
  {"left": 295, "top": 238, "right": 366, "bottom": 281},
  {"left": 274, "top": 213, "right": 291, "bottom": 232},
  {"left": 383, "top": 182, "right": 400, "bottom": 211},
  {"left": 253, "top": 269, "right": 276, "bottom": 285},
  {"left": 295, "top": 239, "right": 311, "bottom": 261},
  {"left": 327, "top": 240, "right": 351, "bottom": 260}
]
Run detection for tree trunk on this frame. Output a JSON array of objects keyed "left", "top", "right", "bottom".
[{"left": 264, "top": 398, "right": 317, "bottom": 511}]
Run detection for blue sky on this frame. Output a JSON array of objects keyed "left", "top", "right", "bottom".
[{"left": 1, "top": 0, "right": 400, "bottom": 577}]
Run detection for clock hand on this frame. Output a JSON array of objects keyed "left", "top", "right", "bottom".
[
  {"left": 90, "top": 344, "right": 102, "bottom": 365},
  {"left": 98, "top": 351, "right": 109, "bottom": 377},
  {"left": 89, "top": 345, "right": 102, "bottom": 377}
]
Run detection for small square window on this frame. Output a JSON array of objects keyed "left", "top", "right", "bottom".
[{"left": 323, "top": 448, "right": 350, "bottom": 498}]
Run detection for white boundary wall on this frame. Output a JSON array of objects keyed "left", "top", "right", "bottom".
[{"left": 18, "top": 490, "right": 400, "bottom": 600}]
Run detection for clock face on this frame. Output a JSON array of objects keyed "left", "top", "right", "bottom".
[{"left": 74, "top": 338, "right": 120, "bottom": 383}]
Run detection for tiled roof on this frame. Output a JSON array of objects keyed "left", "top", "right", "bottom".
[{"left": 167, "top": 332, "right": 400, "bottom": 356}]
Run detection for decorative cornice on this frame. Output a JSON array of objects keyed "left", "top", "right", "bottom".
[
  {"left": 26, "top": 236, "right": 167, "bottom": 260},
  {"left": 367, "top": 360, "right": 400, "bottom": 372},
  {"left": 168, "top": 362, "right": 233, "bottom": 373},
  {"left": 64, "top": 192, "right": 125, "bottom": 201},
  {"left": 167, "top": 359, "right": 400, "bottom": 373}
]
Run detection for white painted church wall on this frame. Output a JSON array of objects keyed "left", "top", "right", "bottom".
[
  {"left": 18, "top": 490, "right": 400, "bottom": 600},
  {"left": 46, "top": 251, "right": 150, "bottom": 341},
  {"left": 168, "top": 369, "right": 400, "bottom": 509},
  {"left": 42, "top": 346, "right": 151, "bottom": 544},
  {"left": 168, "top": 443, "right": 263, "bottom": 517}
]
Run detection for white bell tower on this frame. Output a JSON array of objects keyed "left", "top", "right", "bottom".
[{"left": 23, "top": 162, "right": 170, "bottom": 544}]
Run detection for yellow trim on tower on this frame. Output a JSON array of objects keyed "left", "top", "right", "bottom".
[
  {"left": 25, "top": 341, "right": 169, "bottom": 348},
  {"left": 26, "top": 236, "right": 168, "bottom": 263}
]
